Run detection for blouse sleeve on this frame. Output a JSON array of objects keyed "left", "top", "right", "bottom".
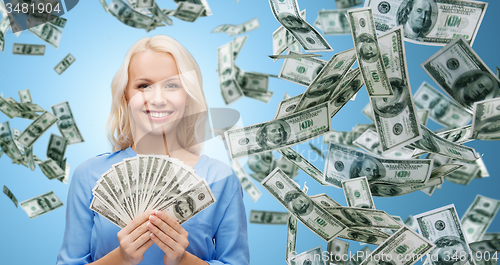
[
  {"left": 56, "top": 159, "right": 94, "bottom": 265},
  {"left": 207, "top": 174, "right": 250, "bottom": 265}
]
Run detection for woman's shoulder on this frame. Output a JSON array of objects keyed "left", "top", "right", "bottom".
[
  {"left": 73, "top": 149, "right": 132, "bottom": 179},
  {"left": 196, "top": 155, "right": 240, "bottom": 190}
]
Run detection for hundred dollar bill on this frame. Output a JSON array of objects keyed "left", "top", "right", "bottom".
[
  {"left": 0, "top": 97, "right": 21, "bottom": 118},
  {"left": 274, "top": 94, "right": 302, "bottom": 119},
  {"left": 293, "top": 48, "right": 357, "bottom": 113},
  {"left": 359, "top": 226, "right": 435, "bottom": 265},
  {"left": 272, "top": 9, "right": 306, "bottom": 59},
  {"left": 49, "top": 17, "right": 67, "bottom": 28},
  {"left": 422, "top": 37, "right": 500, "bottom": 110},
  {"left": 226, "top": 102, "right": 331, "bottom": 159},
  {"left": 137, "top": 0, "right": 155, "bottom": 8},
  {"left": 173, "top": 2, "right": 205, "bottom": 22},
  {"left": 342, "top": 177, "right": 375, "bottom": 209},
  {"left": 318, "top": 9, "right": 351, "bottom": 35},
  {"left": 323, "top": 206, "right": 402, "bottom": 229},
  {"left": 269, "top": 0, "right": 332, "bottom": 52},
  {"left": 231, "top": 160, "right": 262, "bottom": 202},
  {"left": 418, "top": 163, "right": 463, "bottom": 196},
  {"left": 414, "top": 82, "right": 472, "bottom": 128},
  {"left": 348, "top": 8, "right": 393, "bottom": 97},
  {"left": 40, "top": 158, "right": 65, "bottom": 180},
  {"left": 109, "top": 0, "right": 154, "bottom": 29},
  {"left": 362, "top": 102, "right": 375, "bottom": 121},
  {"left": 474, "top": 157, "right": 488, "bottom": 178},
  {"left": 461, "top": 195, "right": 500, "bottom": 243},
  {"left": 98, "top": 0, "right": 109, "bottom": 13},
  {"left": 470, "top": 98, "right": 500, "bottom": 141},
  {"left": 414, "top": 204, "right": 477, "bottom": 265},
  {"left": 27, "top": 22, "right": 62, "bottom": 49},
  {"left": 469, "top": 233, "right": 500, "bottom": 255},
  {"left": 327, "top": 239, "right": 349, "bottom": 265},
  {"left": 17, "top": 111, "right": 58, "bottom": 148},
  {"left": 289, "top": 246, "right": 324, "bottom": 265},
  {"left": 412, "top": 125, "right": 473, "bottom": 157},
  {"left": 269, "top": 53, "right": 321, "bottom": 59},
  {"left": 365, "top": 0, "right": 487, "bottom": 46},
  {"left": 405, "top": 216, "right": 419, "bottom": 232},
  {"left": 278, "top": 147, "right": 325, "bottom": 185},
  {"left": 235, "top": 67, "right": 270, "bottom": 93},
  {"left": 0, "top": 121, "right": 24, "bottom": 161},
  {"left": 324, "top": 141, "right": 432, "bottom": 188},
  {"left": 13, "top": 43, "right": 45, "bottom": 55},
  {"left": 418, "top": 109, "right": 430, "bottom": 126},
  {"left": 231, "top": 35, "right": 247, "bottom": 60},
  {"left": 158, "top": 179, "right": 215, "bottom": 224},
  {"left": 18, "top": 89, "right": 32, "bottom": 104},
  {"left": 336, "top": 0, "right": 363, "bottom": 9},
  {"left": 51, "top": 101, "right": 84, "bottom": 145},
  {"left": 261, "top": 168, "right": 348, "bottom": 241},
  {"left": 278, "top": 51, "right": 327, "bottom": 87},
  {"left": 354, "top": 129, "right": 415, "bottom": 159},
  {"left": 211, "top": 17, "right": 259, "bottom": 36},
  {"left": 47, "top": 133, "right": 67, "bottom": 169},
  {"left": 370, "top": 26, "right": 422, "bottom": 153},
  {"left": 410, "top": 124, "right": 479, "bottom": 162},
  {"left": 20, "top": 191, "right": 63, "bottom": 219},
  {"left": 329, "top": 68, "right": 364, "bottom": 118},
  {"left": 242, "top": 91, "right": 273, "bottom": 103},
  {"left": 54, "top": 53, "right": 76, "bottom": 75},
  {"left": 443, "top": 160, "right": 479, "bottom": 186},
  {"left": 3, "top": 185, "right": 18, "bottom": 207},
  {"left": 218, "top": 41, "right": 243, "bottom": 105},
  {"left": 249, "top": 210, "right": 288, "bottom": 224},
  {"left": 0, "top": 16, "right": 7, "bottom": 52},
  {"left": 286, "top": 213, "right": 298, "bottom": 263},
  {"left": 274, "top": 156, "right": 299, "bottom": 178}
]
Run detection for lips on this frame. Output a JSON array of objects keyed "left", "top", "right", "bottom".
[{"left": 143, "top": 110, "right": 174, "bottom": 119}]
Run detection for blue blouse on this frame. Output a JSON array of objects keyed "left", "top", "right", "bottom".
[{"left": 56, "top": 147, "right": 250, "bottom": 265}]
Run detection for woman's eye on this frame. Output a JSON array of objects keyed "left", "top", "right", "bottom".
[
  {"left": 165, "top": 83, "right": 180, "bottom": 89},
  {"left": 137, "top": 84, "right": 150, "bottom": 90}
]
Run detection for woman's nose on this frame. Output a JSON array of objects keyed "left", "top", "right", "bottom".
[{"left": 146, "top": 86, "right": 167, "bottom": 106}]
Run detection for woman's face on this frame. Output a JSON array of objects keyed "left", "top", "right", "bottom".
[{"left": 126, "top": 50, "right": 189, "bottom": 138}]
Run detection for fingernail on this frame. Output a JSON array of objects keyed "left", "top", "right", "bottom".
[
  {"left": 146, "top": 221, "right": 151, "bottom": 227},
  {"left": 156, "top": 210, "right": 163, "bottom": 217},
  {"left": 149, "top": 215, "right": 157, "bottom": 222},
  {"left": 149, "top": 210, "right": 156, "bottom": 215},
  {"left": 150, "top": 232, "right": 155, "bottom": 239}
]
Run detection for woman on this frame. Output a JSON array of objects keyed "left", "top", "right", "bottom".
[{"left": 57, "top": 35, "right": 250, "bottom": 265}]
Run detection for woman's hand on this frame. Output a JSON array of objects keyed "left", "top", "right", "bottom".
[
  {"left": 116, "top": 212, "right": 154, "bottom": 265},
  {"left": 147, "top": 210, "right": 190, "bottom": 265}
]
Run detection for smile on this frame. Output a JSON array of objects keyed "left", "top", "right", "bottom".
[{"left": 143, "top": 110, "right": 174, "bottom": 120}]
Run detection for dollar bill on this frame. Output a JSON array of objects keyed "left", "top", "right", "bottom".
[
  {"left": 360, "top": 226, "right": 435, "bottom": 265},
  {"left": 27, "top": 22, "right": 62, "bottom": 48},
  {"left": 414, "top": 82, "right": 472, "bottom": 128},
  {"left": 422, "top": 37, "right": 500, "bottom": 110},
  {"left": 323, "top": 206, "right": 403, "bottom": 229},
  {"left": 247, "top": 152, "right": 275, "bottom": 181},
  {"left": 137, "top": 0, "right": 155, "bottom": 8},
  {"left": 278, "top": 51, "right": 327, "bottom": 87},
  {"left": 286, "top": 213, "right": 298, "bottom": 263},
  {"left": 231, "top": 160, "right": 262, "bottom": 202},
  {"left": 3, "top": 185, "right": 18, "bottom": 207},
  {"left": 418, "top": 109, "right": 430, "bottom": 126},
  {"left": 412, "top": 125, "right": 473, "bottom": 157},
  {"left": 261, "top": 168, "right": 348, "bottom": 241},
  {"left": 243, "top": 90, "right": 273, "bottom": 103},
  {"left": 469, "top": 233, "right": 500, "bottom": 255},
  {"left": 51, "top": 101, "right": 84, "bottom": 144},
  {"left": 310, "top": 194, "right": 342, "bottom": 209},
  {"left": 173, "top": 2, "right": 204, "bottom": 22},
  {"left": 414, "top": 204, "right": 476, "bottom": 265},
  {"left": 274, "top": 156, "right": 299, "bottom": 178},
  {"left": 308, "top": 142, "right": 324, "bottom": 159},
  {"left": 235, "top": 67, "right": 271, "bottom": 93},
  {"left": 158, "top": 179, "right": 215, "bottom": 224},
  {"left": 272, "top": 9, "right": 306, "bottom": 59},
  {"left": 40, "top": 158, "right": 65, "bottom": 180},
  {"left": 17, "top": 111, "right": 57, "bottom": 148},
  {"left": 326, "top": 239, "right": 349, "bottom": 265},
  {"left": 249, "top": 210, "right": 288, "bottom": 224},
  {"left": 109, "top": 0, "right": 154, "bottom": 29},
  {"left": 0, "top": 16, "right": 7, "bottom": 52},
  {"left": 405, "top": 215, "right": 419, "bottom": 232},
  {"left": 353, "top": 129, "right": 415, "bottom": 159},
  {"left": 292, "top": 48, "right": 357, "bottom": 113},
  {"left": 470, "top": 98, "right": 500, "bottom": 141},
  {"left": 410, "top": 124, "right": 479, "bottom": 162},
  {"left": 474, "top": 157, "right": 489, "bottom": 179},
  {"left": 58, "top": 163, "right": 70, "bottom": 184},
  {"left": 218, "top": 41, "right": 243, "bottom": 105},
  {"left": 443, "top": 160, "right": 479, "bottom": 186},
  {"left": 211, "top": 17, "right": 259, "bottom": 36},
  {"left": 370, "top": 26, "right": 422, "bottom": 153},
  {"left": 420, "top": 163, "right": 463, "bottom": 195},
  {"left": 46, "top": 133, "right": 67, "bottom": 169},
  {"left": 328, "top": 67, "right": 364, "bottom": 118},
  {"left": 336, "top": 0, "right": 363, "bottom": 9},
  {"left": 54, "top": 53, "right": 76, "bottom": 75},
  {"left": 277, "top": 147, "right": 325, "bottom": 185},
  {"left": 342, "top": 177, "right": 375, "bottom": 209},
  {"left": 12, "top": 43, "right": 45, "bottom": 55},
  {"left": 318, "top": 9, "right": 351, "bottom": 35},
  {"left": 232, "top": 35, "right": 248, "bottom": 60},
  {"left": 365, "top": 0, "right": 488, "bottom": 46},
  {"left": 289, "top": 246, "right": 324, "bottom": 265},
  {"left": 269, "top": 0, "right": 332, "bottom": 52},
  {"left": 226, "top": 102, "right": 331, "bottom": 159},
  {"left": 20, "top": 191, "right": 63, "bottom": 219},
  {"left": 324, "top": 141, "right": 432, "bottom": 188},
  {"left": 348, "top": 8, "right": 393, "bottom": 97},
  {"left": 0, "top": 97, "right": 21, "bottom": 118},
  {"left": 461, "top": 195, "right": 500, "bottom": 243},
  {"left": 49, "top": 16, "right": 67, "bottom": 28},
  {"left": 18, "top": 89, "right": 32, "bottom": 104},
  {"left": 269, "top": 53, "right": 321, "bottom": 59}
]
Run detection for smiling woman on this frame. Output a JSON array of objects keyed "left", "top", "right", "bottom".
[{"left": 56, "top": 35, "right": 250, "bottom": 265}]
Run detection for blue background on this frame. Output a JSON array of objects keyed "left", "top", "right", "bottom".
[{"left": 0, "top": 0, "right": 499, "bottom": 264}]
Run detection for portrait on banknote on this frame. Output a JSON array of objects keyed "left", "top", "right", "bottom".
[
  {"left": 396, "top": 0, "right": 438, "bottom": 40},
  {"left": 256, "top": 120, "right": 291, "bottom": 149},
  {"left": 349, "top": 156, "right": 386, "bottom": 181},
  {"left": 370, "top": 183, "right": 403, "bottom": 197},
  {"left": 278, "top": 12, "right": 311, "bottom": 34},
  {"left": 284, "top": 190, "right": 314, "bottom": 216},
  {"left": 412, "top": 127, "right": 440, "bottom": 153},
  {"left": 356, "top": 33, "right": 380, "bottom": 63},
  {"left": 452, "top": 70, "right": 500, "bottom": 109},
  {"left": 372, "top": 78, "right": 410, "bottom": 118}
]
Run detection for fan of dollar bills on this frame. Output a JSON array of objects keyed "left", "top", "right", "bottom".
[{"left": 90, "top": 154, "right": 215, "bottom": 228}]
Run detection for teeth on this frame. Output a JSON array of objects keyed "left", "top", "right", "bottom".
[{"left": 147, "top": 112, "right": 171, "bottom": 118}]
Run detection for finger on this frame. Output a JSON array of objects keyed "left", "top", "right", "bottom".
[
  {"left": 129, "top": 220, "right": 150, "bottom": 242},
  {"left": 150, "top": 232, "right": 175, "bottom": 256},
  {"left": 148, "top": 222, "right": 187, "bottom": 254},
  {"left": 148, "top": 215, "right": 184, "bottom": 243},
  {"left": 154, "top": 210, "right": 188, "bottom": 236},
  {"left": 120, "top": 211, "right": 151, "bottom": 235},
  {"left": 131, "top": 230, "right": 152, "bottom": 250},
  {"left": 136, "top": 238, "right": 154, "bottom": 255}
]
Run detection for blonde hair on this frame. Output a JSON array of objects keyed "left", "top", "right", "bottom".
[{"left": 106, "top": 35, "right": 208, "bottom": 154}]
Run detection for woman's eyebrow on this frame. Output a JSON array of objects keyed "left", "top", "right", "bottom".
[{"left": 134, "top": 78, "right": 154, "bottom": 82}]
